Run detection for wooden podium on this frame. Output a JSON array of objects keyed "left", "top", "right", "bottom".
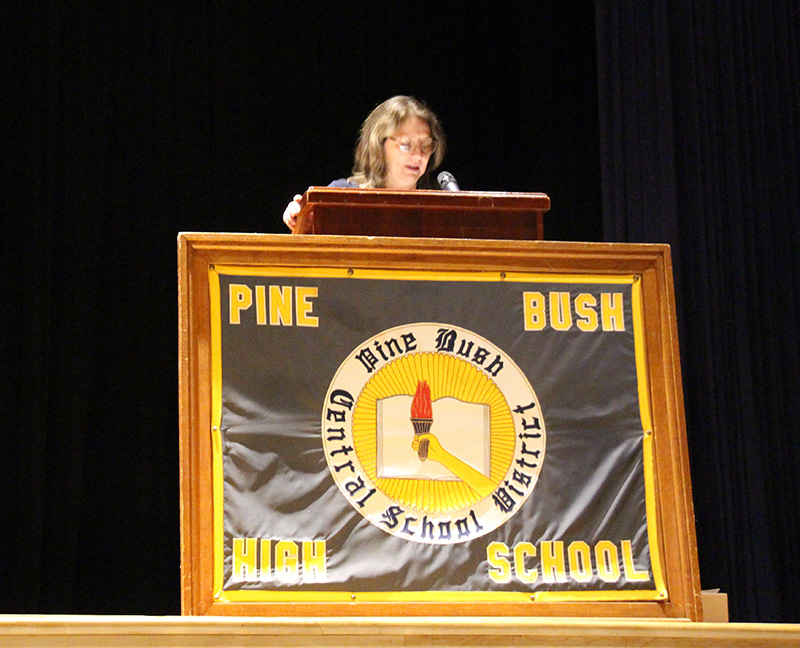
[
  {"left": 292, "top": 187, "right": 550, "bottom": 239},
  {"left": 179, "top": 228, "right": 703, "bottom": 620}
]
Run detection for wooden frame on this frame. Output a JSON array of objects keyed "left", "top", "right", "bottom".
[{"left": 178, "top": 233, "right": 701, "bottom": 619}]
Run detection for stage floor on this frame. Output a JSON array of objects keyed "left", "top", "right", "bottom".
[{"left": 1, "top": 616, "right": 799, "bottom": 647}]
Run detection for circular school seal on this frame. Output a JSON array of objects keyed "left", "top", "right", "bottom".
[{"left": 321, "top": 323, "right": 545, "bottom": 545}]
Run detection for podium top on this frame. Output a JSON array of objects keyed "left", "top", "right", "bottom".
[
  {"left": 298, "top": 186, "right": 550, "bottom": 210},
  {"left": 293, "top": 187, "right": 551, "bottom": 240}
]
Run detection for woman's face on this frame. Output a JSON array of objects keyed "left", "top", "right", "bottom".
[{"left": 383, "top": 116, "right": 433, "bottom": 190}]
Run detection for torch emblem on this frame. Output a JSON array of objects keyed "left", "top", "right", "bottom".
[{"left": 411, "top": 380, "right": 433, "bottom": 460}]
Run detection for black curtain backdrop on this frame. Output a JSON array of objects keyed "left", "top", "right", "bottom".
[
  {"left": 5, "top": 1, "right": 798, "bottom": 624},
  {"left": 597, "top": 1, "right": 800, "bottom": 623},
  {"left": 2, "top": 3, "right": 600, "bottom": 615}
]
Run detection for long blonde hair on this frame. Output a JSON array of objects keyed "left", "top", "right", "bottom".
[{"left": 349, "top": 96, "right": 446, "bottom": 189}]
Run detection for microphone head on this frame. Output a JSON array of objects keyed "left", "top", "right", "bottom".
[{"left": 437, "top": 171, "right": 460, "bottom": 191}]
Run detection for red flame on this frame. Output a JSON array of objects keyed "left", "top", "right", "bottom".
[{"left": 411, "top": 380, "right": 432, "bottom": 418}]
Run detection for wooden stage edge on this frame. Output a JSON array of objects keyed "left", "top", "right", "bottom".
[{"left": 2, "top": 616, "right": 800, "bottom": 647}]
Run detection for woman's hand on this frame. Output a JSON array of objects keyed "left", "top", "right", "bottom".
[{"left": 282, "top": 194, "right": 303, "bottom": 231}]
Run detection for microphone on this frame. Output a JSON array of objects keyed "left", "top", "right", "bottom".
[{"left": 437, "top": 171, "right": 460, "bottom": 191}]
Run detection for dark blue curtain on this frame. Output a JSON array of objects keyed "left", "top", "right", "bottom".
[{"left": 596, "top": 1, "right": 800, "bottom": 622}]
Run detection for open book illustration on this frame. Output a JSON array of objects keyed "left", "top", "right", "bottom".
[{"left": 376, "top": 395, "right": 491, "bottom": 480}]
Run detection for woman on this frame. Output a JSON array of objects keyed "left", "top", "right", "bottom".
[{"left": 283, "top": 95, "right": 446, "bottom": 230}]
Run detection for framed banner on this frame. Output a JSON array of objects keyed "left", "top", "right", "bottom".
[{"left": 178, "top": 233, "right": 701, "bottom": 619}]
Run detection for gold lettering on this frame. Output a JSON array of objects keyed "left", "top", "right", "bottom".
[
  {"left": 523, "top": 291, "right": 546, "bottom": 330},
  {"left": 275, "top": 540, "right": 299, "bottom": 582},
  {"left": 295, "top": 286, "right": 319, "bottom": 327},
  {"left": 513, "top": 541, "right": 538, "bottom": 583},
  {"left": 567, "top": 541, "right": 593, "bottom": 582},
  {"left": 231, "top": 537, "right": 257, "bottom": 581},
  {"left": 302, "top": 540, "right": 327, "bottom": 582},
  {"left": 228, "top": 284, "right": 253, "bottom": 324},
  {"left": 269, "top": 285, "right": 293, "bottom": 326},
  {"left": 523, "top": 291, "right": 625, "bottom": 332},
  {"left": 574, "top": 294, "right": 598, "bottom": 332},
  {"left": 549, "top": 292, "right": 572, "bottom": 331},
  {"left": 486, "top": 541, "right": 512, "bottom": 583},
  {"left": 601, "top": 292, "right": 625, "bottom": 331},
  {"left": 259, "top": 538, "right": 272, "bottom": 581},
  {"left": 595, "top": 540, "right": 621, "bottom": 582},
  {"left": 255, "top": 285, "right": 267, "bottom": 325},
  {"left": 621, "top": 539, "right": 649, "bottom": 581},
  {"left": 540, "top": 540, "right": 567, "bottom": 583}
]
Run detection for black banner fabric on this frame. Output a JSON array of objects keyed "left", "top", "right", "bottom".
[{"left": 209, "top": 266, "right": 663, "bottom": 603}]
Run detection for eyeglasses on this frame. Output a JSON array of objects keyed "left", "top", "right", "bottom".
[{"left": 387, "top": 136, "right": 437, "bottom": 156}]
